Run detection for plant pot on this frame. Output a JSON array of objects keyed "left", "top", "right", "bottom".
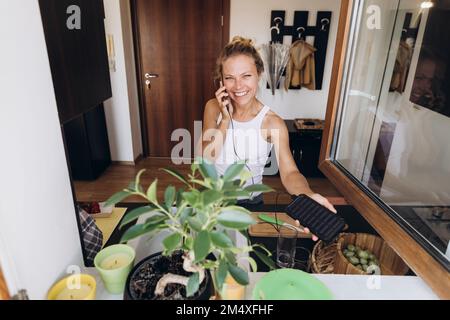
[{"left": 124, "top": 251, "right": 213, "bottom": 300}]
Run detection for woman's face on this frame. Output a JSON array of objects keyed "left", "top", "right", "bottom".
[{"left": 222, "top": 54, "right": 260, "bottom": 107}]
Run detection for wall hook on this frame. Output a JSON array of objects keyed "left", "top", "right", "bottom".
[
  {"left": 274, "top": 17, "right": 283, "bottom": 25},
  {"left": 296, "top": 27, "right": 306, "bottom": 39},
  {"left": 321, "top": 18, "right": 330, "bottom": 31},
  {"left": 270, "top": 25, "right": 280, "bottom": 35}
]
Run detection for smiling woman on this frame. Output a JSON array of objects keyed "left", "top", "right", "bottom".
[{"left": 200, "top": 36, "right": 337, "bottom": 239}]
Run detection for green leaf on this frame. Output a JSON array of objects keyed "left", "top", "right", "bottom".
[
  {"left": 120, "top": 224, "right": 151, "bottom": 243},
  {"left": 224, "top": 250, "right": 237, "bottom": 265},
  {"left": 161, "top": 168, "right": 189, "bottom": 186},
  {"left": 239, "top": 170, "right": 254, "bottom": 184},
  {"left": 187, "top": 217, "right": 203, "bottom": 232},
  {"left": 104, "top": 190, "right": 130, "bottom": 207},
  {"left": 179, "top": 207, "right": 194, "bottom": 225},
  {"left": 184, "top": 237, "right": 193, "bottom": 250},
  {"left": 215, "top": 259, "right": 228, "bottom": 291},
  {"left": 176, "top": 187, "right": 185, "bottom": 207},
  {"left": 190, "top": 179, "right": 213, "bottom": 189},
  {"left": 164, "top": 185, "right": 176, "bottom": 208},
  {"left": 186, "top": 272, "right": 200, "bottom": 297},
  {"left": 146, "top": 179, "right": 158, "bottom": 204},
  {"left": 210, "top": 231, "right": 233, "bottom": 248},
  {"left": 120, "top": 206, "right": 154, "bottom": 228},
  {"left": 227, "top": 264, "right": 249, "bottom": 286},
  {"left": 134, "top": 169, "right": 146, "bottom": 192},
  {"left": 202, "top": 189, "right": 222, "bottom": 207},
  {"left": 217, "top": 210, "right": 256, "bottom": 230},
  {"left": 183, "top": 190, "right": 199, "bottom": 206},
  {"left": 222, "top": 180, "right": 241, "bottom": 191},
  {"left": 244, "top": 184, "right": 274, "bottom": 193},
  {"left": 197, "top": 158, "right": 218, "bottom": 180},
  {"left": 223, "top": 163, "right": 245, "bottom": 181},
  {"left": 223, "top": 191, "right": 251, "bottom": 199},
  {"left": 163, "top": 233, "right": 181, "bottom": 253},
  {"left": 193, "top": 231, "right": 210, "bottom": 262},
  {"left": 144, "top": 214, "right": 168, "bottom": 228},
  {"left": 254, "top": 248, "right": 276, "bottom": 270},
  {"left": 240, "top": 256, "right": 258, "bottom": 272}
]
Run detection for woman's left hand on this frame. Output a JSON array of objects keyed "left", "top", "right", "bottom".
[{"left": 294, "top": 193, "right": 337, "bottom": 241}]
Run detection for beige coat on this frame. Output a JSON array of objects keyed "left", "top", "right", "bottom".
[{"left": 284, "top": 40, "right": 317, "bottom": 90}]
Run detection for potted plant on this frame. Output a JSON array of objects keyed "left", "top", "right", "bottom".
[{"left": 105, "top": 158, "right": 275, "bottom": 300}]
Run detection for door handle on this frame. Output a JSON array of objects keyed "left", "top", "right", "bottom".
[{"left": 145, "top": 73, "right": 159, "bottom": 79}]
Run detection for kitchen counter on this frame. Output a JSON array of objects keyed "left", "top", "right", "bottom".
[
  {"left": 85, "top": 268, "right": 438, "bottom": 300},
  {"left": 86, "top": 208, "right": 438, "bottom": 300}
]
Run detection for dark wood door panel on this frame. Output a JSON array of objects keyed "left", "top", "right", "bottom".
[
  {"left": 134, "top": 0, "right": 224, "bottom": 156},
  {"left": 39, "top": 0, "right": 111, "bottom": 124}
]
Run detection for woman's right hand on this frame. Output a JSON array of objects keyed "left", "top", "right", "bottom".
[{"left": 215, "top": 81, "right": 233, "bottom": 121}]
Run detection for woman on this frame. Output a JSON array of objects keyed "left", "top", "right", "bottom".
[{"left": 201, "top": 37, "right": 336, "bottom": 240}]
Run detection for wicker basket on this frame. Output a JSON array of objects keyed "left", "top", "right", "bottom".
[
  {"left": 334, "top": 233, "right": 409, "bottom": 275},
  {"left": 309, "top": 238, "right": 339, "bottom": 274}
]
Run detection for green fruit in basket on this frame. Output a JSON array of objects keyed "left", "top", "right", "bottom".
[
  {"left": 344, "top": 251, "right": 355, "bottom": 258},
  {"left": 362, "top": 264, "right": 369, "bottom": 272},
  {"left": 356, "top": 264, "right": 363, "bottom": 270},
  {"left": 369, "top": 260, "right": 379, "bottom": 267},
  {"left": 349, "top": 256, "right": 360, "bottom": 265},
  {"left": 368, "top": 253, "right": 375, "bottom": 260},
  {"left": 358, "top": 250, "right": 369, "bottom": 259},
  {"left": 360, "top": 258, "right": 368, "bottom": 265},
  {"left": 355, "top": 246, "right": 361, "bottom": 252},
  {"left": 347, "top": 244, "right": 356, "bottom": 252}
]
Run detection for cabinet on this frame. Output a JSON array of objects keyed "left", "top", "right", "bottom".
[
  {"left": 63, "top": 104, "right": 111, "bottom": 180},
  {"left": 39, "top": 0, "right": 112, "bottom": 180},
  {"left": 39, "top": 0, "right": 112, "bottom": 124},
  {"left": 286, "top": 120, "right": 324, "bottom": 178}
]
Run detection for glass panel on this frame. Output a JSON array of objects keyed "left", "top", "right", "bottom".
[{"left": 334, "top": 0, "right": 450, "bottom": 268}]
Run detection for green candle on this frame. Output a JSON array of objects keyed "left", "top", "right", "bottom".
[{"left": 94, "top": 244, "right": 135, "bottom": 294}]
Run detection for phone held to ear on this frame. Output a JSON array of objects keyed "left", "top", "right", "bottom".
[{"left": 285, "top": 194, "right": 346, "bottom": 243}]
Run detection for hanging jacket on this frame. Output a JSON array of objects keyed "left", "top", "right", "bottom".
[
  {"left": 284, "top": 40, "right": 317, "bottom": 90},
  {"left": 390, "top": 41, "right": 413, "bottom": 93}
]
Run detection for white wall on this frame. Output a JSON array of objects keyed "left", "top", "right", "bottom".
[
  {"left": 103, "top": 0, "right": 142, "bottom": 162},
  {"left": 0, "top": 1, "right": 83, "bottom": 299},
  {"left": 230, "top": 0, "right": 341, "bottom": 120}
]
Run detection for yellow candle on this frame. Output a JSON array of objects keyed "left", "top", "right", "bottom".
[
  {"left": 56, "top": 284, "right": 93, "bottom": 300},
  {"left": 100, "top": 253, "right": 131, "bottom": 270},
  {"left": 222, "top": 275, "right": 245, "bottom": 300},
  {"left": 47, "top": 274, "right": 96, "bottom": 300}
]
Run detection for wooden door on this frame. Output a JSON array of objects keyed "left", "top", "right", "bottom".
[{"left": 133, "top": 0, "right": 228, "bottom": 157}]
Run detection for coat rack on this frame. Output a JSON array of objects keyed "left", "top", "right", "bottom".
[
  {"left": 401, "top": 12, "right": 421, "bottom": 42},
  {"left": 269, "top": 10, "right": 332, "bottom": 90}
]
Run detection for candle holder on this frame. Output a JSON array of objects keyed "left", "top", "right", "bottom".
[
  {"left": 220, "top": 274, "right": 246, "bottom": 300},
  {"left": 47, "top": 274, "right": 96, "bottom": 300},
  {"left": 94, "top": 244, "right": 135, "bottom": 294}
]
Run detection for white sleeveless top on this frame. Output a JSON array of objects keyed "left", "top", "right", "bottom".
[{"left": 214, "top": 105, "right": 273, "bottom": 196}]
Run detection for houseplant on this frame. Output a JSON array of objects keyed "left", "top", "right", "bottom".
[{"left": 105, "top": 158, "right": 275, "bottom": 299}]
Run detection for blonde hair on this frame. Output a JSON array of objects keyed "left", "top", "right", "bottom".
[{"left": 214, "top": 36, "right": 264, "bottom": 81}]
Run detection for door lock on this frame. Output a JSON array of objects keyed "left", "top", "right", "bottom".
[{"left": 145, "top": 80, "right": 151, "bottom": 90}]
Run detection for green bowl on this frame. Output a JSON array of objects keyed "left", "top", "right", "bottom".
[{"left": 252, "top": 269, "right": 333, "bottom": 300}]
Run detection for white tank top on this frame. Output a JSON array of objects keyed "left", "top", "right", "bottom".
[{"left": 214, "top": 105, "right": 273, "bottom": 196}]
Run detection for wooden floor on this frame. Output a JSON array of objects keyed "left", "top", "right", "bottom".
[{"left": 74, "top": 158, "right": 345, "bottom": 205}]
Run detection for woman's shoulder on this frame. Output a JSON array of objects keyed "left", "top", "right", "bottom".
[
  {"left": 204, "top": 98, "right": 220, "bottom": 113},
  {"left": 262, "top": 108, "right": 286, "bottom": 130}
]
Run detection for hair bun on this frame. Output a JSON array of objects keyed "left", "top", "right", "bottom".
[{"left": 231, "top": 36, "right": 254, "bottom": 46}]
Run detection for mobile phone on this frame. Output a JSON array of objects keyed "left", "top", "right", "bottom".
[
  {"left": 218, "top": 77, "right": 230, "bottom": 110},
  {"left": 285, "top": 194, "right": 345, "bottom": 243}
]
